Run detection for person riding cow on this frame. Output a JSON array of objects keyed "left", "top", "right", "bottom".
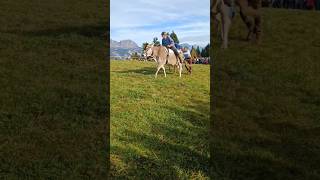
[{"left": 161, "top": 32, "right": 183, "bottom": 64}]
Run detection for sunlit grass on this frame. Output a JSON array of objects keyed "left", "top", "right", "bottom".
[{"left": 110, "top": 60, "right": 210, "bottom": 179}]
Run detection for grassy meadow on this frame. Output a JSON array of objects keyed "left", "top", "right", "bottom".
[
  {"left": 211, "top": 8, "right": 320, "bottom": 179},
  {"left": 0, "top": 0, "right": 108, "bottom": 178},
  {"left": 2, "top": 0, "right": 320, "bottom": 179},
  {"left": 110, "top": 61, "right": 210, "bottom": 179}
]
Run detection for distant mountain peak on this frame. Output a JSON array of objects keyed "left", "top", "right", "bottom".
[
  {"left": 111, "top": 39, "right": 140, "bottom": 49},
  {"left": 110, "top": 39, "right": 141, "bottom": 59},
  {"left": 180, "top": 43, "right": 204, "bottom": 49}
]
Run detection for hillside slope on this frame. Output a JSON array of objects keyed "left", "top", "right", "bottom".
[
  {"left": 211, "top": 8, "right": 320, "bottom": 179},
  {"left": 110, "top": 61, "right": 210, "bottom": 179}
]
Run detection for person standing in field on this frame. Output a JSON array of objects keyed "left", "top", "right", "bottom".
[
  {"left": 161, "top": 32, "right": 183, "bottom": 63},
  {"left": 183, "top": 47, "right": 191, "bottom": 60}
]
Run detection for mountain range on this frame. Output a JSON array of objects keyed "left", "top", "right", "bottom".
[
  {"left": 110, "top": 39, "right": 205, "bottom": 59},
  {"left": 180, "top": 43, "right": 205, "bottom": 50},
  {"left": 110, "top": 39, "right": 141, "bottom": 58}
]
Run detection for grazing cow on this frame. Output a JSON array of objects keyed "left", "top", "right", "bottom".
[
  {"left": 211, "top": 0, "right": 262, "bottom": 48},
  {"left": 144, "top": 44, "right": 183, "bottom": 78}
]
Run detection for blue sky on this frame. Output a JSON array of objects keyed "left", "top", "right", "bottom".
[{"left": 110, "top": 0, "right": 210, "bottom": 47}]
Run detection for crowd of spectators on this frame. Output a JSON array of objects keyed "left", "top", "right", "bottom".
[
  {"left": 270, "top": 0, "right": 320, "bottom": 10},
  {"left": 194, "top": 58, "right": 210, "bottom": 64}
]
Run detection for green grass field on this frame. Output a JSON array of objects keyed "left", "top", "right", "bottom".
[
  {"left": 0, "top": 0, "right": 108, "bottom": 178},
  {"left": 2, "top": 0, "right": 320, "bottom": 179},
  {"left": 110, "top": 61, "right": 210, "bottom": 179},
  {"left": 211, "top": 8, "right": 320, "bottom": 179}
]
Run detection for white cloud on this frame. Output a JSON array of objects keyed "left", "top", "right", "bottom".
[{"left": 111, "top": 0, "right": 210, "bottom": 46}]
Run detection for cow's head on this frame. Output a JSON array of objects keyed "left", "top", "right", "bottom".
[{"left": 143, "top": 43, "right": 154, "bottom": 58}]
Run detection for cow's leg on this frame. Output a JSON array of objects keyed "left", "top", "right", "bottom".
[
  {"left": 179, "top": 63, "right": 182, "bottom": 78},
  {"left": 221, "top": 16, "right": 226, "bottom": 48},
  {"left": 155, "top": 66, "right": 161, "bottom": 78},
  {"left": 162, "top": 66, "right": 166, "bottom": 77},
  {"left": 238, "top": 0, "right": 254, "bottom": 40},
  {"left": 214, "top": 17, "right": 219, "bottom": 40},
  {"left": 220, "top": 19, "right": 224, "bottom": 44},
  {"left": 214, "top": 14, "right": 222, "bottom": 41},
  {"left": 222, "top": 10, "right": 231, "bottom": 49},
  {"left": 185, "top": 63, "right": 189, "bottom": 72},
  {"left": 179, "top": 62, "right": 183, "bottom": 73},
  {"left": 237, "top": 0, "right": 261, "bottom": 42},
  {"left": 225, "top": 20, "right": 231, "bottom": 48},
  {"left": 188, "top": 59, "right": 192, "bottom": 74},
  {"left": 240, "top": 11, "right": 254, "bottom": 41},
  {"left": 182, "top": 60, "right": 190, "bottom": 72},
  {"left": 238, "top": 0, "right": 260, "bottom": 18},
  {"left": 253, "top": 0, "right": 262, "bottom": 44},
  {"left": 185, "top": 60, "right": 191, "bottom": 74}
]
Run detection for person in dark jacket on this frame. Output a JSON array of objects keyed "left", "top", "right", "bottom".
[{"left": 161, "top": 32, "right": 183, "bottom": 63}]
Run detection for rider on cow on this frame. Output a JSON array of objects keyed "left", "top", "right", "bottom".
[{"left": 161, "top": 32, "right": 183, "bottom": 64}]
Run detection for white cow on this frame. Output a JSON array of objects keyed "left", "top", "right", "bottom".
[{"left": 144, "top": 44, "right": 183, "bottom": 78}]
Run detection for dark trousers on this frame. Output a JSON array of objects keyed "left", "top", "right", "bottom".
[
  {"left": 169, "top": 46, "right": 182, "bottom": 62},
  {"left": 169, "top": 46, "right": 179, "bottom": 57}
]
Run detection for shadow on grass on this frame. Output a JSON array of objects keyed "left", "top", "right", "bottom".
[
  {"left": 211, "top": 122, "right": 320, "bottom": 179},
  {"left": 110, "top": 99, "right": 210, "bottom": 178},
  {"left": 115, "top": 66, "right": 191, "bottom": 76},
  {"left": 115, "top": 67, "right": 156, "bottom": 75},
  {"left": 7, "top": 24, "right": 108, "bottom": 39}
]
